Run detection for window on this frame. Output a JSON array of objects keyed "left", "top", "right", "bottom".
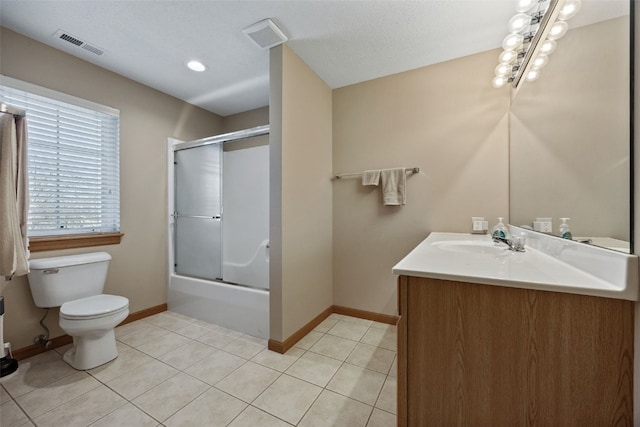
[{"left": 0, "top": 76, "right": 120, "bottom": 248}]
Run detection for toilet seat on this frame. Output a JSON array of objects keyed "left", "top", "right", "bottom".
[{"left": 60, "top": 294, "right": 129, "bottom": 320}]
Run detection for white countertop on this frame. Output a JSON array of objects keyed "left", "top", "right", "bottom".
[{"left": 392, "top": 231, "right": 639, "bottom": 301}]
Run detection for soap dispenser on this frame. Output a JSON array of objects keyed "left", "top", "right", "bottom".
[
  {"left": 491, "top": 217, "right": 509, "bottom": 240},
  {"left": 559, "top": 218, "right": 572, "bottom": 240}
]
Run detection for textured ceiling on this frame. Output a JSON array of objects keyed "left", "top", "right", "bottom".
[{"left": 0, "top": 0, "right": 628, "bottom": 116}]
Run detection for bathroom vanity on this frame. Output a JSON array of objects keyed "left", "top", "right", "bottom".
[{"left": 393, "top": 231, "right": 638, "bottom": 426}]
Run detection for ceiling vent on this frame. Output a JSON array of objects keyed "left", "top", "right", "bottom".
[
  {"left": 53, "top": 29, "right": 104, "bottom": 56},
  {"left": 242, "top": 19, "right": 288, "bottom": 50}
]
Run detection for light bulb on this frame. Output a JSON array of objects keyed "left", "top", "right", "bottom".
[
  {"left": 558, "top": 0, "right": 581, "bottom": 20},
  {"left": 531, "top": 54, "right": 548, "bottom": 70},
  {"left": 492, "top": 75, "right": 507, "bottom": 88},
  {"left": 508, "top": 13, "right": 532, "bottom": 34},
  {"left": 547, "top": 21, "right": 568, "bottom": 40},
  {"left": 499, "top": 50, "right": 517, "bottom": 64},
  {"left": 526, "top": 69, "right": 540, "bottom": 81},
  {"left": 539, "top": 39, "right": 557, "bottom": 55},
  {"left": 187, "top": 60, "right": 207, "bottom": 72},
  {"left": 515, "top": 0, "right": 537, "bottom": 12},
  {"left": 502, "top": 33, "right": 524, "bottom": 50},
  {"left": 495, "top": 63, "right": 512, "bottom": 77}
]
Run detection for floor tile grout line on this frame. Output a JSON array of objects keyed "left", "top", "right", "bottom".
[
  {"left": 6, "top": 388, "right": 38, "bottom": 427},
  {"left": 371, "top": 405, "right": 396, "bottom": 417},
  {"left": 249, "top": 404, "right": 295, "bottom": 426},
  {"left": 87, "top": 356, "right": 210, "bottom": 426},
  {"left": 2, "top": 362, "right": 80, "bottom": 401},
  {"left": 211, "top": 366, "right": 283, "bottom": 406},
  {"left": 83, "top": 399, "right": 130, "bottom": 427},
  {"left": 300, "top": 333, "right": 396, "bottom": 374},
  {"left": 128, "top": 379, "right": 210, "bottom": 425},
  {"left": 370, "top": 373, "right": 389, "bottom": 414},
  {"left": 21, "top": 373, "right": 106, "bottom": 420},
  {"left": 293, "top": 379, "right": 326, "bottom": 425},
  {"left": 363, "top": 401, "right": 376, "bottom": 427},
  {"left": 4, "top": 369, "right": 97, "bottom": 421}
]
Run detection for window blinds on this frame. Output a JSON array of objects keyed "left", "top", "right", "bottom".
[{"left": 0, "top": 80, "right": 120, "bottom": 236}]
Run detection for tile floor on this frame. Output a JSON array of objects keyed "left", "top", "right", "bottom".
[{"left": 0, "top": 312, "right": 397, "bottom": 426}]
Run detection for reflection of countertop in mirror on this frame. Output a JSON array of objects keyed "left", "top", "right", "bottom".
[
  {"left": 392, "top": 229, "right": 638, "bottom": 301},
  {"left": 574, "top": 236, "right": 630, "bottom": 253}
]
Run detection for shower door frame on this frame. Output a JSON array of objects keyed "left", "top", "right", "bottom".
[{"left": 167, "top": 124, "right": 270, "bottom": 285}]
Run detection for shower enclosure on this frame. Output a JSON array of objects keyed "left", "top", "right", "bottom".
[{"left": 167, "top": 125, "right": 269, "bottom": 339}]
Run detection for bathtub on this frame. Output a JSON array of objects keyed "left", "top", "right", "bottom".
[{"left": 167, "top": 274, "right": 269, "bottom": 339}]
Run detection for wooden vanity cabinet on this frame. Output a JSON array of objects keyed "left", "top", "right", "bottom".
[{"left": 397, "top": 275, "right": 634, "bottom": 427}]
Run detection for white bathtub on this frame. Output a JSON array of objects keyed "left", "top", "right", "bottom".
[{"left": 167, "top": 274, "right": 269, "bottom": 339}]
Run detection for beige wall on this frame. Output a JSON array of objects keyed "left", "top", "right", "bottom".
[
  {"left": 0, "top": 27, "right": 224, "bottom": 349},
  {"left": 332, "top": 49, "right": 510, "bottom": 315},
  {"left": 222, "top": 106, "right": 269, "bottom": 133},
  {"left": 270, "top": 45, "right": 333, "bottom": 341}
]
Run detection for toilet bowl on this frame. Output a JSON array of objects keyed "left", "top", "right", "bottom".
[
  {"left": 59, "top": 294, "right": 129, "bottom": 370},
  {"left": 27, "top": 252, "right": 129, "bottom": 370}
]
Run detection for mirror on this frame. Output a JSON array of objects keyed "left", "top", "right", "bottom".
[{"left": 509, "top": 0, "right": 631, "bottom": 253}]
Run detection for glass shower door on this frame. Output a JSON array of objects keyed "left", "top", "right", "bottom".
[{"left": 174, "top": 143, "right": 222, "bottom": 280}]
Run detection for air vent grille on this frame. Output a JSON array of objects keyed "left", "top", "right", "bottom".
[
  {"left": 82, "top": 44, "right": 104, "bottom": 56},
  {"left": 243, "top": 19, "right": 288, "bottom": 50},
  {"left": 53, "top": 29, "right": 104, "bottom": 56},
  {"left": 59, "top": 33, "right": 83, "bottom": 46}
]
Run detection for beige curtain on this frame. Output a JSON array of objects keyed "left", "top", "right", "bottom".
[{"left": 0, "top": 113, "right": 29, "bottom": 279}]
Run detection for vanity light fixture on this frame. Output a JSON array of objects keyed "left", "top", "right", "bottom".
[
  {"left": 492, "top": 0, "right": 581, "bottom": 89},
  {"left": 187, "top": 60, "right": 207, "bottom": 72}
]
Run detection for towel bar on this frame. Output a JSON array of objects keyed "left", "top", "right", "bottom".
[{"left": 334, "top": 167, "right": 419, "bottom": 180}]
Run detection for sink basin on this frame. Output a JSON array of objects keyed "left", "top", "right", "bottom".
[{"left": 431, "top": 240, "right": 509, "bottom": 256}]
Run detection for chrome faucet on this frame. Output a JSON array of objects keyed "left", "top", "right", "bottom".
[{"left": 493, "top": 236, "right": 526, "bottom": 252}]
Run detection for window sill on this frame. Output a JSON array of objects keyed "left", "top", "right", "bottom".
[{"left": 29, "top": 233, "right": 124, "bottom": 252}]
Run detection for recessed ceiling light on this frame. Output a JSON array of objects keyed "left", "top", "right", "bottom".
[{"left": 187, "top": 60, "right": 206, "bottom": 72}]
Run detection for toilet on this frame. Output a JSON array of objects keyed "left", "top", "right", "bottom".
[{"left": 27, "top": 252, "right": 129, "bottom": 370}]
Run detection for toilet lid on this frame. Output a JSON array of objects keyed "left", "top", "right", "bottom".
[{"left": 60, "top": 294, "right": 129, "bottom": 320}]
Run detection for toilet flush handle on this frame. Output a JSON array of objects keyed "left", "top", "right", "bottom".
[{"left": 43, "top": 269, "right": 59, "bottom": 274}]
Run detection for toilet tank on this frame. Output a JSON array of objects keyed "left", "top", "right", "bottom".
[{"left": 28, "top": 252, "right": 111, "bottom": 308}]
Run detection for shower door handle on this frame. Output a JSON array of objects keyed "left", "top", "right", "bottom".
[{"left": 173, "top": 214, "right": 221, "bottom": 220}]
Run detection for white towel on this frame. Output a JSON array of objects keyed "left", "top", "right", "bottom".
[
  {"left": 362, "top": 170, "right": 381, "bottom": 186},
  {"left": 0, "top": 114, "right": 29, "bottom": 279},
  {"left": 381, "top": 168, "right": 406, "bottom": 206}
]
